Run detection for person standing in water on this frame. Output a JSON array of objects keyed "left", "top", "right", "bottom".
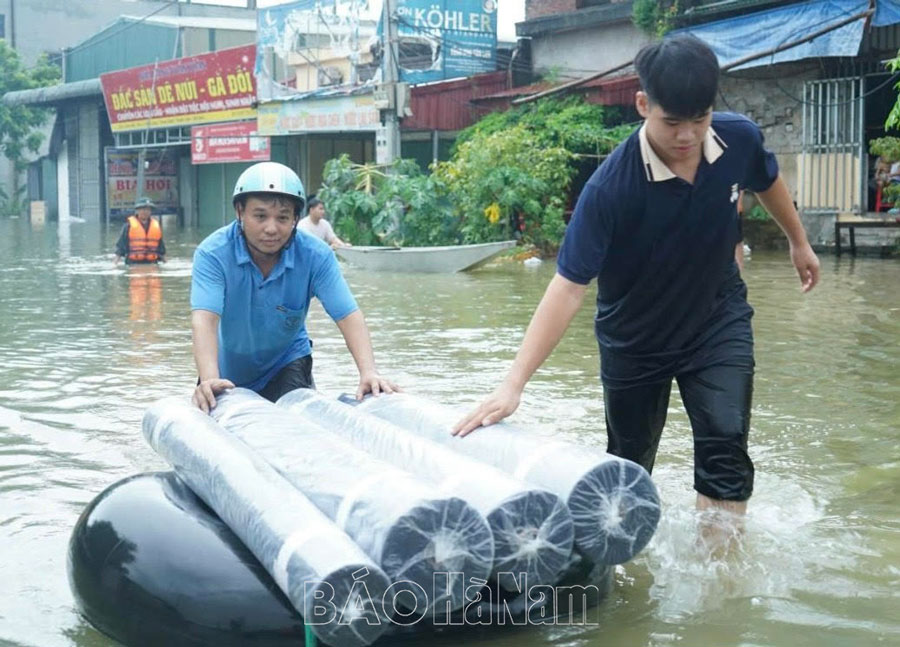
[
  {"left": 455, "top": 35, "right": 819, "bottom": 545},
  {"left": 190, "top": 163, "right": 394, "bottom": 412},
  {"left": 114, "top": 197, "right": 166, "bottom": 265},
  {"left": 298, "top": 197, "right": 350, "bottom": 249}
]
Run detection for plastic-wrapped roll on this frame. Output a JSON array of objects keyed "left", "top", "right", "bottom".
[
  {"left": 278, "top": 389, "right": 575, "bottom": 592},
  {"left": 142, "top": 398, "right": 391, "bottom": 647},
  {"left": 211, "top": 389, "right": 494, "bottom": 614},
  {"left": 348, "top": 393, "right": 661, "bottom": 566}
]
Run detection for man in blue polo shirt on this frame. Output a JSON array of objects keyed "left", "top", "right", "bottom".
[
  {"left": 454, "top": 36, "right": 819, "bottom": 533},
  {"left": 190, "top": 161, "right": 396, "bottom": 412}
]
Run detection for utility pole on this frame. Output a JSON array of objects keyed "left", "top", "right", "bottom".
[{"left": 378, "top": 0, "right": 401, "bottom": 165}]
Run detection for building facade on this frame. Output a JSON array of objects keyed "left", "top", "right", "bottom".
[{"left": 517, "top": 0, "right": 900, "bottom": 248}]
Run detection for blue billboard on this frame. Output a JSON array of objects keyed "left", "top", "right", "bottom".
[{"left": 392, "top": 0, "right": 498, "bottom": 84}]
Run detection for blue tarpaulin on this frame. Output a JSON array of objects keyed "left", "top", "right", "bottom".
[
  {"left": 673, "top": 0, "right": 900, "bottom": 71},
  {"left": 874, "top": 0, "right": 900, "bottom": 26}
]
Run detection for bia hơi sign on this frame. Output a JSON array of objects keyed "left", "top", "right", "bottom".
[
  {"left": 191, "top": 122, "right": 271, "bottom": 164},
  {"left": 100, "top": 45, "right": 257, "bottom": 132},
  {"left": 106, "top": 149, "right": 179, "bottom": 219}
]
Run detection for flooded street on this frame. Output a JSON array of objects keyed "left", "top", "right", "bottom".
[{"left": 0, "top": 216, "right": 897, "bottom": 647}]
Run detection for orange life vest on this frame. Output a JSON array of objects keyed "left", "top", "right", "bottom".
[{"left": 126, "top": 215, "right": 163, "bottom": 263}]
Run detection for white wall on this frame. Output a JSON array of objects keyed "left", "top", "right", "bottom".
[{"left": 530, "top": 21, "right": 651, "bottom": 78}]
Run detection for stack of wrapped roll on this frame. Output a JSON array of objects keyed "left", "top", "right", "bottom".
[
  {"left": 142, "top": 399, "right": 391, "bottom": 647},
  {"left": 348, "top": 392, "right": 661, "bottom": 566},
  {"left": 210, "top": 388, "right": 495, "bottom": 616},
  {"left": 141, "top": 388, "right": 661, "bottom": 644},
  {"left": 278, "top": 388, "right": 575, "bottom": 593}
]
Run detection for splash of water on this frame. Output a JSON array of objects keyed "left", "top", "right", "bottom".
[{"left": 640, "top": 469, "right": 841, "bottom": 621}]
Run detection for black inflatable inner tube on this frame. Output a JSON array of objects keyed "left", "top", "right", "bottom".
[{"left": 69, "top": 473, "right": 614, "bottom": 647}]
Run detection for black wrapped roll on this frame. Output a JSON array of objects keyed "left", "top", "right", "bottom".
[
  {"left": 277, "top": 389, "right": 575, "bottom": 592},
  {"left": 212, "top": 389, "right": 495, "bottom": 614},
  {"left": 141, "top": 399, "right": 392, "bottom": 646},
  {"left": 349, "top": 393, "right": 661, "bottom": 566}
]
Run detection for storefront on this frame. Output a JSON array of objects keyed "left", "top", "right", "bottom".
[
  {"left": 256, "top": 91, "right": 380, "bottom": 195},
  {"left": 99, "top": 44, "right": 268, "bottom": 230}
]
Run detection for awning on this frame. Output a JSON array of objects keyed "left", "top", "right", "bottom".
[
  {"left": 1, "top": 78, "right": 103, "bottom": 107},
  {"left": 673, "top": 0, "right": 900, "bottom": 71}
]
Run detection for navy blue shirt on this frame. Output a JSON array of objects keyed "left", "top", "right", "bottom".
[{"left": 557, "top": 113, "right": 778, "bottom": 387}]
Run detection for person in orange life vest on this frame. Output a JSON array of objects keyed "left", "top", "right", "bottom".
[{"left": 115, "top": 197, "right": 166, "bottom": 265}]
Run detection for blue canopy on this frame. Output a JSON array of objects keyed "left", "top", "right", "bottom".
[{"left": 673, "top": 0, "right": 900, "bottom": 71}]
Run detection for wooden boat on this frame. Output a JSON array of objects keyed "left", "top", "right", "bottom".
[{"left": 334, "top": 240, "right": 516, "bottom": 273}]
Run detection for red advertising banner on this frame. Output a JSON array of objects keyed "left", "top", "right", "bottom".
[
  {"left": 191, "top": 121, "right": 271, "bottom": 164},
  {"left": 100, "top": 45, "right": 257, "bottom": 133}
]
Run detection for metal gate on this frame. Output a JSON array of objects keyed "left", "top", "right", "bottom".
[{"left": 799, "top": 77, "right": 864, "bottom": 214}]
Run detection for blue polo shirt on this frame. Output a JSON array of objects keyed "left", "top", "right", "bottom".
[
  {"left": 191, "top": 221, "right": 358, "bottom": 391},
  {"left": 557, "top": 113, "right": 779, "bottom": 387}
]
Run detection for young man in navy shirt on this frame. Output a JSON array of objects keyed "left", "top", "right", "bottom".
[
  {"left": 455, "top": 36, "right": 819, "bottom": 531},
  {"left": 190, "top": 162, "right": 396, "bottom": 412}
]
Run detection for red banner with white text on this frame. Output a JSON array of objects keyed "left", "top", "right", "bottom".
[
  {"left": 191, "top": 121, "right": 271, "bottom": 164},
  {"left": 100, "top": 45, "right": 257, "bottom": 132}
]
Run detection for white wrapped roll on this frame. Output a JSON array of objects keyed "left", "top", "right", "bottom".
[
  {"left": 142, "top": 398, "right": 391, "bottom": 647},
  {"left": 349, "top": 393, "right": 661, "bottom": 565},
  {"left": 211, "top": 389, "right": 494, "bottom": 613},
  {"left": 277, "top": 389, "right": 575, "bottom": 592}
]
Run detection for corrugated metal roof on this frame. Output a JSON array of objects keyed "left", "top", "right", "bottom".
[
  {"left": 471, "top": 74, "right": 640, "bottom": 110},
  {"left": 469, "top": 80, "right": 555, "bottom": 100},
  {"left": 65, "top": 20, "right": 181, "bottom": 82},
  {"left": 121, "top": 15, "right": 256, "bottom": 32},
  {"left": 1, "top": 79, "right": 103, "bottom": 107},
  {"left": 63, "top": 14, "right": 257, "bottom": 82},
  {"left": 404, "top": 71, "right": 509, "bottom": 131}
]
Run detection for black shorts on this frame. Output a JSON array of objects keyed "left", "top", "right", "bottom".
[
  {"left": 258, "top": 355, "right": 316, "bottom": 403},
  {"left": 603, "top": 362, "right": 754, "bottom": 501}
]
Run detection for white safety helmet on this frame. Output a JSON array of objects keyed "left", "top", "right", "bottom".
[{"left": 232, "top": 162, "right": 306, "bottom": 213}]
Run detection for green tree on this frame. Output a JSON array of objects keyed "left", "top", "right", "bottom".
[
  {"left": 632, "top": 0, "right": 681, "bottom": 36},
  {"left": 884, "top": 53, "right": 900, "bottom": 133},
  {"left": 318, "top": 155, "right": 457, "bottom": 246},
  {"left": 0, "top": 41, "right": 61, "bottom": 215},
  {"left": 435, "top": 125, "right": 574, "bottom": 252},
  {"left": 453, "top": 95, "right": 631, "bottom": 159}
]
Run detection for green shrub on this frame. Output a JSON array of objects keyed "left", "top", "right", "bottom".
[
  {"left": 435, "top": 125, "right": 573, "bottom": 252},
  {"left": 317, "top": 96, "right": 633, "bottom": 251},
  {"left": 454, "top": 96, "right": 629, "bottom": 158},
  {"left": 869, "top": 136, "right": 900, "bottom": 162},
  {"left": 632, "top": 0, "right": 681, "bottom": 36},
  {"left": 317, "top": 155, "right": 458, "bottom": 246}
]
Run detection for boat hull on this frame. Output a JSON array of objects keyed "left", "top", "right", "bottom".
[{"left": 334, "top": 241, "right": 516, "bottom": 273}]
